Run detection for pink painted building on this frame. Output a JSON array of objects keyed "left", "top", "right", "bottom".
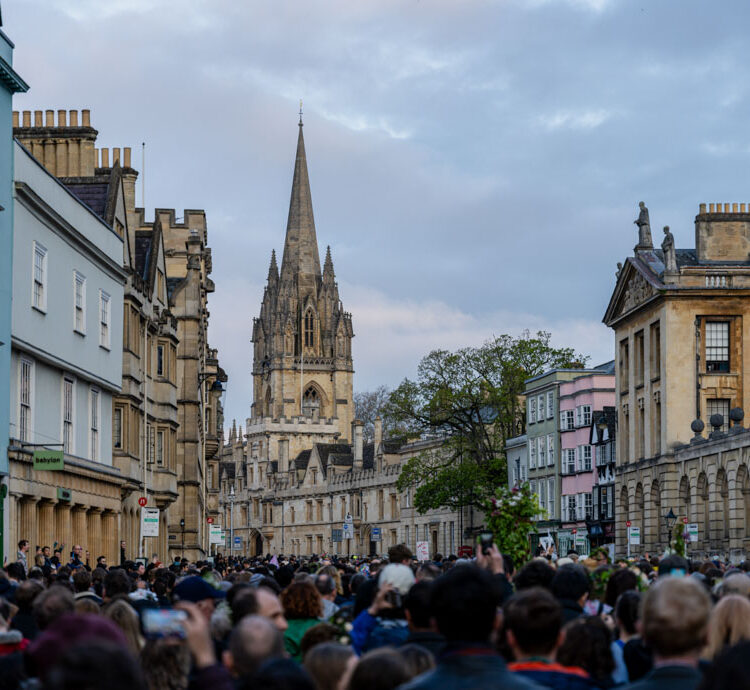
[{"left": 558, "top": 365, "right": 615, "bottom": 555}]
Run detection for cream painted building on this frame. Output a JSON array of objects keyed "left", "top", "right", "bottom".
[
  {"left": 215, "top": 121, "right": 468, "bottom": 558},
  {"left": 604, "top": 202, "right": 750, "bottom": 559}
]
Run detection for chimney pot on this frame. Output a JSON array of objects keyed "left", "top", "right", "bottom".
[
  {"left": 124, "top": 147, "right": 131, "bottom": 167},
  {"left": 113, "top": 147, "right": 120, "bottom": 165},
  {"left": 69, "top": 110, "right": 78, "bottom": 126},
  {"left": 12, "top": 111, "right": 18, "bottom": 128},
  {"left": 45, "top": 109, "right": 54, "bottom": 127},
  {"left": 34, "top": 111, "right": 42, "bottom": 127},
  {"left": 101, "top": 148, "right": 109, "bottom": 167},
  {"left": 725, "top": 203, "right": 730, "bottom": 213},
  {"left": 699, "top": 203, "right": 706, "bottom": 214},
  {"left": 82, "top": 109, "right": 90, "bottom": 126},
  {"left": 22, "top": 111, "right": 30, "bottom": 127},
  {"left": 57, "top": 109, "right": 66, "bottom": 127},
  {"left": 742, "top": 204, "right": 747, "bottom": 213}
]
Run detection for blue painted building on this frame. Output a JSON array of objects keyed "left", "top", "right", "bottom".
[{"left": 0, "top": 10, "right": 28, "bottom": 560}]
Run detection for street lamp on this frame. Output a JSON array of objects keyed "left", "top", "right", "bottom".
[
  {"left": 229, "top": 484, "right": 235, "bottom": 559},
  {"left": 180, "top": 518, "right": 185, "bottom": 558}
]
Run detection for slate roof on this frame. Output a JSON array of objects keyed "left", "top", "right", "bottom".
[
  {"left": 330, "top": 453, "right": 353, "bottom": 466},
  {"left": 294, "top": 450, "right": 311, "bottom": 470},
  {"left": 64, "top": 182, "right": 110, "bottom": 220}
]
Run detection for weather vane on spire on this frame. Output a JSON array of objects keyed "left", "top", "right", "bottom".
[{"left": 299, "top": 99, "right": 303, "bottom": 126}]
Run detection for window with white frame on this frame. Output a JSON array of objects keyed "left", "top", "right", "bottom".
[
  {"left": 62, "top": 377, "right": 74, "bottom": 454},
  {"left": 537, "top": 437, "right": 545, "bottom": 465},
  {"left": 576, "top": 405, "right": 592, "bottom": 428},
  {"left": 529, "top": 440, "right": 536, "bottom": 468},
  {"left": 560, "top": 409, "right": 574, "bottom": 430},
  {"left": 73, "top": 272, "right": 86, "bottom": 333},
  {"left": 564, "top": 449, "right": 576, "bottom": 474},
  {"left": 530, "top": 480, "right": 537, "bottom": 499},
  {"left": 529, "top": 398, "right": 537, "bottom": 424},
  {"left": 706, "top": 321, "right": 730, "bottom": 373},
  {"left": 547, "top": 478, "right": 555, "bottom": 518},
  {"left": 537, "top": 395, "right": 545, "bottom": 420},
  {"left": 99, "top": 291, "right": 110, "bottom": 348},
  {"left": 568, "top": 495, "right": 577, "bottom": 522},
  {"left": 32, "top": 242, "right": 47, "bottom": 312},
  {"left": 539, "top": 481, "right": 546, "bottom": 517},
  {"left": 579, "top": 445, "right": 592, "bottom": 471},
  {"left": 547, "top": 391, "right": 554, "bottom": 419},
  {"left": 584, "top": 493, "right": 593, "bottom": 520},
  {"left": 89, "top": 388, "right": 99, "bottom": 461},
  {"left": 547, "top": 434, "right": 555, "bottom": 466},
  {"left": 18, "top": 358, "right": 33, "bottom": 442}
]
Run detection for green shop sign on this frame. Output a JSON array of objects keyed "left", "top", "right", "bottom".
[{"left": 33, "top": 450, "right": 64, "bottom": 471}]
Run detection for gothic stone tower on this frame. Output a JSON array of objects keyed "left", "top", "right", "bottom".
[{"left": 247, "top": 119, "right": 354, "bottom": 467}]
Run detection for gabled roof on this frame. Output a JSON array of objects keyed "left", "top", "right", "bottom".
[
  {"left": 294, "top": 449, "right": 312, "bottom": 470},
  {"left": 63, "top": 181, "right": 109, "bottom": 218}
]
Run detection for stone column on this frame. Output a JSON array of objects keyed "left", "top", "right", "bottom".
[
  {"left": 71, "top": 505, "right": 88, "bottom": 552},
  {"left": 86, "top": 508, "right": 103, "bottom": 564},
  {"left": 102, "top": 511, "right": 117, "bottom": 566},
  {"left": 8, "top": 494, "right": 21, "bottom": 557},
  {"left": 54, "top": 502, "right": 73, "bottom": 554},
  {"left": 37, "top": 500, "right": 55, "bottom": 550},
  {"left": 19, "top": 498, "right": 38, "bottom": 551}
]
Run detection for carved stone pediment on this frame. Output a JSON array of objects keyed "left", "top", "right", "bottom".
[{"left": 615, "top": 269, "right": 656, "bottom": 318}]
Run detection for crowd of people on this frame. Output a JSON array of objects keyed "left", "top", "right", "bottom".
[{"left": 1, "top": 538, "right": 749, "bottom": 689}]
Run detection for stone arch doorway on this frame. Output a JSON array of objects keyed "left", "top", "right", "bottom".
[{"left": 249, "top": 529, "right": 263, "bottom": 557}]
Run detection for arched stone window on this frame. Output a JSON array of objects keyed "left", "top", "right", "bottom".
[
  {"left": 717, "top": 468, "right": 729, "bottom": 540},
  {"left": 302, "top": 385, "right": 321, "bottom": 418},
  {"left": 697, "top": 472, "right": 709, "bottom": 545},
  {"left": 739, "top": 465, "right": 750, "bottom": 538},
  {"left": 304, "top": 308, "right": 315, "bottom": 348},
  {"left": 679, "top": 475, "right": 690, "bottom": 523},
  {"left": 649, "top": 479, "right": 661, "bottom": 546}
]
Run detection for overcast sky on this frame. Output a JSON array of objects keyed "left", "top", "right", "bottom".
[{"left": 7, "top": 0, "right": 750, "bottom": 428}]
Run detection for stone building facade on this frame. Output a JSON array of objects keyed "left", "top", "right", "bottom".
[
  {"left": 604, "top": 202, "right": 750, "bottom": 558},
  {"left": 10, "top": 108, "right": 223, "bottom": 562},
  {"left": 216, "top": 121, "right": 467, "bottom": 558},
  {"left": 0, "top": 19, "right": 28, "bottom": 561}
]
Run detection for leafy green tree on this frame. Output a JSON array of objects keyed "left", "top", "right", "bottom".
[
  {"left": 485, "top": 484, "right": 543, "bottom": 565},
  {"left": 391, "top": 330, "right": 587, "bottom": 514},
  {"left": 353, "top": 386, "right": 405, "bottom": 442}
]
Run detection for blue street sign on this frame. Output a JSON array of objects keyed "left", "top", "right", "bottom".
[
  {"left": 371, "top": 527, "right": 381, "bottom": 541},
  {"left": 234, "top": 536, "right": 241, "bottom": 546}
]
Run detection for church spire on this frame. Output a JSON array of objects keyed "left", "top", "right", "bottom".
[
  {"left": 280, "top": 118, "right": 321, "bottom": 281},
  {"left": 323, "top": 245, "right": 335, "bottom": 281},
  {"left": 267, "top": 249, "right": 279, "bottom": 283}
]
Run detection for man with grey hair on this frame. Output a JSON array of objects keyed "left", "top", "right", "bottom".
[
  {"left": 222, "top": 614, "right": 285, "bottom": 678},
  {"left": 315, "top": 573, "right": 339, "bottom": 620}
]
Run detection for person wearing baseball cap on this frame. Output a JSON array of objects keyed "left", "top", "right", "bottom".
[{"left": 173, "top": 576, "right": 225, "bottom": 621}]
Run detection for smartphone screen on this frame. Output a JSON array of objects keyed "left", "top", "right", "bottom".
[{"left": 142, "top": 608, "right": 187, "bottom": 639}]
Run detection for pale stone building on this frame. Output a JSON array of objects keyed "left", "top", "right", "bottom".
[
  {"left": 604, "top": 202, "right": 750, "bottom": 559},
  {"left": 11, "top": 109, "right": 223, "bottom": 562},
  {"left": 216, "top": 121, "right": 468, "bottom": 558}
]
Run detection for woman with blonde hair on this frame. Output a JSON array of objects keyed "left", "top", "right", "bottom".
[
  {"left": 704, "top": 594, "right": 750, "bottom": 660},
  {"left": 102, "top": 598, "right": 144, "bottom": 656}
]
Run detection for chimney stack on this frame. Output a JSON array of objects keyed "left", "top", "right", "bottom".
[
  {"left": 278, "top": 438, "right": 289, "bottom": 473},
  {"left": 352, "top": 420, "right": 364, "bottom": 470},
  {"left": 374, "top": 416, "right": 383, "bottom": 448}
]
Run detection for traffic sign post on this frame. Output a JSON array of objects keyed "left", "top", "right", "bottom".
[
  {"left": 371, "top": 527, "right": 381, "bottom": 542},
  {"left": 207, "top": 517, "right": 214, "bottom": 524}
]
